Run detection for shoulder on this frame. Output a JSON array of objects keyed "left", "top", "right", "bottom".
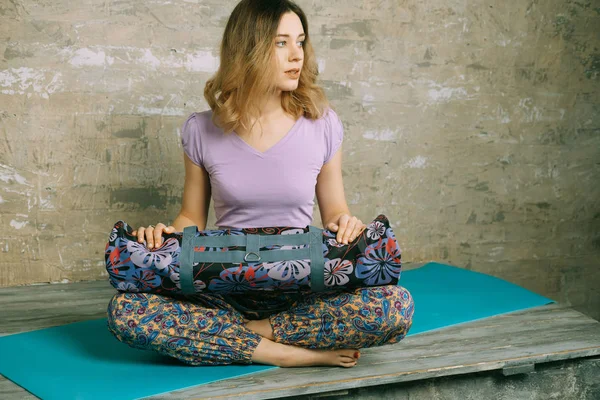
[
  {"left": 180, "top": 110, "right": 218, "bottom": 167},
  {"left": 181, "top": 109, "right": 222, "bottom": 142},
  {"left": 311, "top": 108, "right": 344, "bottom": 164},
  {"left": 311, "top": 107, "right": 343, "bottom": 135},
  {"left": 308, "top": 107, "right": 340, "bottom": 124},
  {"left": 323, "top": 107, "right": 341, "bottom": 122},
  {"left": 321, "top": 108, "right": 343, "bottom": 137},
  {"left": 303, "top": 107, "right": 343, "bottom": 135},
  {"left": 182, "top": 109, "right": 214, "bottom": 131}
]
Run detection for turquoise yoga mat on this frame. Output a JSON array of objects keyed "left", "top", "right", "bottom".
[{"left": 0, "top": 262, "right": 554, "bottom": 400}]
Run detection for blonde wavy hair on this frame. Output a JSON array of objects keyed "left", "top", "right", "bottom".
[{"left": 204, "top": 0, "right": 329, "bottom": 134}]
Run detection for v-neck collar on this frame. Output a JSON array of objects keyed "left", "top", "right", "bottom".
[{"left": 232, "top": 116, "right": 304, "bottom": 158}]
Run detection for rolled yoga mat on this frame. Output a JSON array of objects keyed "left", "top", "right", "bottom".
[
  {"left": 106, "top": 214, "right": 402, "bottom": 295},
  {"left": 0, "top": 262, "right": 554, "bottom": 400}
]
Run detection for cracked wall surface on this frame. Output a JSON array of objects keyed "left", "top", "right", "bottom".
[{"left": 0, "top": 0, "right": 599, "bottom": 319}]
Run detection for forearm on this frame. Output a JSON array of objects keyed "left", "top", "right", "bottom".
[{"left": 171, "top": 213, "right": 206, "bottom": 232}]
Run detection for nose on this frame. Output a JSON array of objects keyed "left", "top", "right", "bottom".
[{"left": 289, "top": 45, "right": 303, "bottom": 62}]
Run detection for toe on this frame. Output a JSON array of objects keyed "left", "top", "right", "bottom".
[
  {"left": 339, "top": 349, "right": 358, "bottom": 358},
  {"left": 340, "top": 360, "right": 357, "bottom": 368}
]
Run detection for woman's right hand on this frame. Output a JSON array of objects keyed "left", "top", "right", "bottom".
[{"left": 131, "top": 223, "right": 176, "bottom": 249}]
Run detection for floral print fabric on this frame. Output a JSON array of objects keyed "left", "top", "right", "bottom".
[
  {"left": 106, "top": 285, "right": 415, "bottom": 366},
  {"left": 105, "top": 214, "right": 402, "bottom": 296}
]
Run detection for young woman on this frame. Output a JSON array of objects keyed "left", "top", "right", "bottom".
[{"left": 107, "top": 0, "right": 414, "bottom": 368}]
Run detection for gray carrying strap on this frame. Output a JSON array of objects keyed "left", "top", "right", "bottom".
[
  {"left": 309, "top": 225, "right": 325, "bottom": 292},
  {"left": 180, "top": 226, "right": 197, "bottom": 295},
  {"left": 193, "top": 248, "right": 311, "bottom": 263},
  {"left": 245, "top": 234, "right": 261, "bottom": 262},
  {"left": 189, "top": 232, "right": 314, "bottom": 248},
  {"left": 179, "top": 226, "right": 327, "bottom": 295}
]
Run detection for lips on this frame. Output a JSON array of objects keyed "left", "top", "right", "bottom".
[{"left": 285, "top": 68, "right": 300, "bottom": 73}]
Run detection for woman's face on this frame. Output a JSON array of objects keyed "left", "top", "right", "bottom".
[{"left": 273, "top": 12, "right": 305, "bottom": 92}]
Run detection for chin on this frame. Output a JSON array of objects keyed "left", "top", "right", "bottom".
[{"left": 279, "top": 82, "right": 299, "bottom": 92}]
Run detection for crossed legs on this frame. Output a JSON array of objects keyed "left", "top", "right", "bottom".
[{"left": 107, "top": 286, "right": 413, "bottom": 367}]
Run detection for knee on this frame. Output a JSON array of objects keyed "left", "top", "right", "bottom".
[
  {"left": 368, "top": 285, "right": 415, "bottom": 333},
  {"left": 388, "top": 286, "right": 415, "bottom": 321},
  {"left": 344, "top": 286, "right": 414, "bottom": 348},
  {"left": 106, "top": 292, "right": 150, "bottom": 343}
]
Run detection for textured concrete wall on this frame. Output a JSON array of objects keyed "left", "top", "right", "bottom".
[{"left": 0, "top": 1, "right": 599, "bottom": 318}]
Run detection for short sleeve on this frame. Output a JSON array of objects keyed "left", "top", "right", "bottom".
[
  {"left": 180, "top": 112, "right": 204, "bottom": 167},
  {"left": 323, "top": 108, "right": 344, "bottom": 164}
]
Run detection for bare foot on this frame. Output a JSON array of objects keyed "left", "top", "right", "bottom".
[
  {"left": 252, "top": 337, "right": 360, "bottom": 368},
  {"left": 281, "top": 347, "right": 359, "bottom": 368}
]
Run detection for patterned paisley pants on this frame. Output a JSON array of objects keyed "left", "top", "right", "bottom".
[{"left": 106, "top": 285, "right": 414, "bottom": 366}]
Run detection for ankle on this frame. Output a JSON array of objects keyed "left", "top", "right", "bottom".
[
  {"left": 251, "top": 337, "right": 300, "bottom": 367},
  {"left": 276, "top": 344, "right": 305, "bottom": 368}
]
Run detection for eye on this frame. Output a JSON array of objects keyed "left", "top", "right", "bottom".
[
  {"left": 298, "top": 41, "right": 305, "bottom": 47},
  {"left": 276, "top": 41, "right": 286, "bottom": 47}
]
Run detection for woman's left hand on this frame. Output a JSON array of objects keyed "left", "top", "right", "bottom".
[{"left": 326, "top": 214, "right": 367, "bottom": 245}]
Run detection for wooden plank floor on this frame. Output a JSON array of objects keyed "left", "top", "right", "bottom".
[{"left": 1, "top": 279, "right": 600, "bottom": 399}]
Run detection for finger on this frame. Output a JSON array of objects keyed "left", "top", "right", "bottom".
[
  {"left": 336, "top": 215, "right": 350, "bottom": 243},
  {"left": 349, "top": 221, "right": 364, "bottom": 243},
  {"left": 137, "top": 227, "right": 145, "bottom": 243},
  {"left": 162, "top": 225, "right": 175, "bottom": 237},
  {"left": 327, "top": 222, "right": 339, "bottom": 232},
  {"left": 342, "top": 218, "right": 358, "bottom": 244},
  {"left": 154, "top": 223, "right": 166, "bottom": 247},
  {"left": 145, "top": 226, "right": 155, "bottom": 249}
]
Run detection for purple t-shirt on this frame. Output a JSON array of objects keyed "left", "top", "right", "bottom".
[{"left": 180, "top": 108, "right": 344, "bottom": 229}]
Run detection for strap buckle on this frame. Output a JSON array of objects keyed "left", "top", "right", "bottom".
[{"left": 244, "top": 251, "right": 261, "bottom": 262}]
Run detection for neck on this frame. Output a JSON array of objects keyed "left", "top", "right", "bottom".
[
  {"left": 238, "top": 89, "right": 286, "bottom": 137},
  {"left": 256, "top": 89, "right": 284, "bottom": 121}
]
